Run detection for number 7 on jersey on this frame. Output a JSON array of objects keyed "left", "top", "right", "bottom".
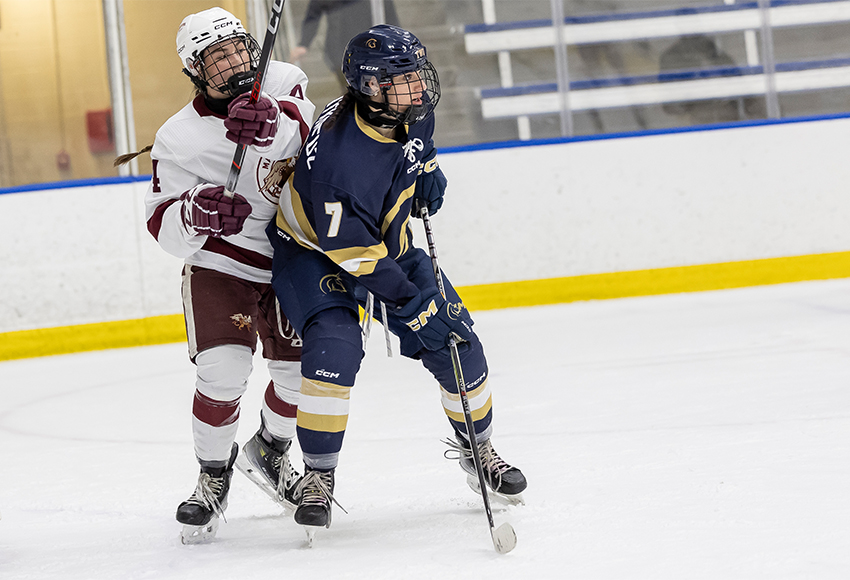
[{"left": 325, "top": 202, "right": 342, "bottom": 238}]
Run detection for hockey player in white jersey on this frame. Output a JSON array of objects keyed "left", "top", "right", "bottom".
[{"left": 129, "top": 7, "right": 315, "bottom": 543}]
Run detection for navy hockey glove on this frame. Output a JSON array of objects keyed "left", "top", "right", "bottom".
[
  {"left": 224, "top": 93, "right": 279, "bottom": 147},
  {"left": 411, "top": 147, "right": 447, "bottom": 217},
  {"left": 181, "top": 183, "right": 252, "bottom": 237},
  {"left": 397, "top": 290, "right": 473, "bottom": 351}
]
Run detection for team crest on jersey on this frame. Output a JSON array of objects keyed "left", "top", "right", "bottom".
[
  {"left": 319, "top": 273, "right": 347, "bottom": 294},
  {"left": 230, "top": 313, "right": 253, "bottom": 330},
  {"left": 256, "top": 157, "right": 296, "bottom": 203},
  {"left": 402, "top": 138, "right": 424, "bottom": 163}
]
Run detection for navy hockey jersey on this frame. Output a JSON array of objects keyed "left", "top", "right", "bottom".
[{"left": 275, "top": 98, "right": 437, "bottom": 309}]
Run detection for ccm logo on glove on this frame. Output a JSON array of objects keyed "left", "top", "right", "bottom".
[
  {"left": 405, "top": 299, "right": 439, "bottom": 332},
  {"left": 224, "top": 93, "right": 279, "bottom": 148},
  {"left": 399, "top": 291, "right": 474, "bottom": 351}
]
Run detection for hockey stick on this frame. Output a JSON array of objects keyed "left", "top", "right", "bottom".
[
  {"left": 379, "top": 300, "right": 393, "bottom": 356},
  {"left": 223, "top": 0, "right": 285, "bottom": 198},
  {"left": 362, "top": 291, "right": 374, "bottom": 339},
  {"left": 419, "top": 207, "right": 518, "bottom": 555}
]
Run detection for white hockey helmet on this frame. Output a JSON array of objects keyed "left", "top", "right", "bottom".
[{"left": 175, "top": 7, "right": 260, "bottom": 94}]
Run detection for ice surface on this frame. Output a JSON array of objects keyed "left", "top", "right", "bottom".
[{"left": 1, "top": 280, "right": 849, "bottom": 579}]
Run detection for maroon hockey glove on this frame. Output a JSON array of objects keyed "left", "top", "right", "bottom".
[
  {"left": 224, "top": 93, "right": 279, "bottom": 147},
  {"left": 181, "top": 184, "right": 252, "bottom": 237},
  {"left": 397, "top": 289, "right": 474, "bottom": 351}
]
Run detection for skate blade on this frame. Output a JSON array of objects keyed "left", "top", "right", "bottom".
[
  {"left": 300, "top": 515, "right": 331, "bottom": 548},
  {"left": 466, "top": 474, "right": 526, "bottom": 506},
  {"left": 491, "top": 522, "right": 518, "bottom": 554},
  {"left": 180, "top": 517, "right": 219, "bottom": 545},
  {"left": 304, "top": 526, "right": 317, "bottom": 548},
  {"left": 235, "top": 454, "right": 296, "bottom": 516}
]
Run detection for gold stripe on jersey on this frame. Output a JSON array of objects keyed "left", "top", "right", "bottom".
[
  {"left": 381, "top": 183, "right": 415, "bottom": 259},
  {"left": 277, "top": 187, "right": 393, "bottom": 276},
  {"left": 276, "top": 177, "right": 321, "bottom": 251},
  {"left": 354, "top": 109, "right": 410, "bottom": 144},
  {"left": 381, "top": 182, "right": 414, "bottom": 235},
  {"left": 325, "top": 243, "right": 388, "bottom": 276},
  {"left": 398, "top": 220, "right": 410, "bottom": 258}
]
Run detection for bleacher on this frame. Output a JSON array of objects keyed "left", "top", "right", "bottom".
[
  {"left": 464, "top": 0, "right": 850, "bottom": 132},
  {"left": 480, "top": 57, "right": 850, "bottom": 118}
]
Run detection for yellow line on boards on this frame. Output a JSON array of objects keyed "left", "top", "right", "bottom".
[
  {"left": 458, "top": 251, "right": 850, "bottom": 311},
  {"left": 0, "top": 314, "right": 186, "bottom": 362},
  {"left": 2, "top": 251, "right": 849, "bottom": 361}
]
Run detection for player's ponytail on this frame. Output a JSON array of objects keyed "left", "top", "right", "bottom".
[
  {"left": 322, "top": 92, "right": 355, "bottom": 131},
  {"left": 113, "top": 144, "right": 153, "bottom": 167}
]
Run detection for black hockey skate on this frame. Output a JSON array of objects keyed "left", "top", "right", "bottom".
[
  {"left": 176, "top": 442, "right": 238, "bottom": 544},
  {"left": 293, "top": 467, "right": 344, "bottom": 546},
  {"left": 445, "top": 435, "right": 527, "bottom": 506},
  {"left": 235, "top": 425, "right": 300, "bottom": 515}
]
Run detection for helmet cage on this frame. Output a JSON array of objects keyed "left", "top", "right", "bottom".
[
  {"left": 353, "top": 61, "right": 440, "bottom": 126},
  {"left": 343, "top": 25, "right": 441, "bottom": 126},
  {"left": 194, "top": 34, "right": 261, "bottom": 96}
]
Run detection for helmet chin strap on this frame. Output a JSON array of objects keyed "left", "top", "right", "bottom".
[
  {"left": 183, "top": 68, "right": 207, "bottom": 93},
  {"left": 224, "top": 71, "right": 255, "bottom": 96},
  {"left": 183, "top": 65, "right": 255, "bottom": 98},
  {"left": 354, "top": 100, "right": 401, "bottom": 129},
  {"left": 351, "top": 88, "right": 408, "bottom": 129}
]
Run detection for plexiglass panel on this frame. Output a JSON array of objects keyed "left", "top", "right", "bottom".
[{"left": 1, "top": 0, "right": 850, "bottom": 187}]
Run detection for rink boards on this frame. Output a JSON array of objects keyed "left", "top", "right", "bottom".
[{"left": 2, "top": 114, "right": 850, "bottom": 359}]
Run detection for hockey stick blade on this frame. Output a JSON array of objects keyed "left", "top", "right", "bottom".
[{"left": 492, "top": 522, "right": 518, "bottom": 554}]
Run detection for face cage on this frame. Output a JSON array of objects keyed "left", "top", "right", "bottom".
[
  {"left": 388, "top": 61, "right": 441, "bottom": 125},
  {"left": 353, "top": 61, "right": 440, "bottom": 127},
  {"left": 196, "top": 35, "right": 261, "bottom": 97}
]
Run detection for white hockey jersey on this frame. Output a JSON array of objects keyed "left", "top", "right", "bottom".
[{"left": 145, "top": 61, "right": 315, "bottom": 283}]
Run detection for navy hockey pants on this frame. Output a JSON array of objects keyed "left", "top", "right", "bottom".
[{"left": 267, "top": 222, "right": 494, "bottom": 470}]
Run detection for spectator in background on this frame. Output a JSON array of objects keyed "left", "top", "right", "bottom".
[
  {"left": 572, "top": 0, "right": 651, "bottom": 133},
  {"left": 660, "top": 34, "right": 766, "bottom": 125},
  {"left": 289, "top": 0, "right": 399, "bottom": 88}
]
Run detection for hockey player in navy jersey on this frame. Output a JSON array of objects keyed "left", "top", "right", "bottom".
[
  {"left": 267, "top": 24, "right": 527, "bottom": 535},
  {"left": 131, "top": 7, "right": 315, "bottom": 543}
]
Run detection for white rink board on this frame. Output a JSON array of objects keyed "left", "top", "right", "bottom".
[
  {"left": 3, "top": 117, "right": 850, "bottom": 332},
  {"left": 429, "top": 117, "right": 850, "bottom": 286},
  {"left": 0, "top": 181, "right": 184, "bottom": 333}
]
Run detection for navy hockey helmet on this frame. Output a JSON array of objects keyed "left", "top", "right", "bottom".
[{"left": 342, "top": 25, "right": 440, "bottom": 126}]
